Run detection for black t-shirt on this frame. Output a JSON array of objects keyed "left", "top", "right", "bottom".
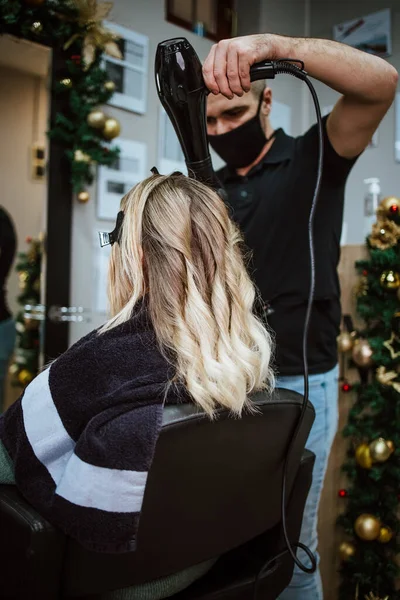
[
  {"left": 217, "top": 116, "right": 358, "bottom": 376},
  {"left": 0, "top": 207, "right": 17, "bottom": 321}
]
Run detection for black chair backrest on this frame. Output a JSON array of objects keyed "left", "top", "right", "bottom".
[{"left": 63, "top": 388, "right": 315, "bottom": 594}]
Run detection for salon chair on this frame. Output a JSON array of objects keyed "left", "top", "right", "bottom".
[{"left": 0, "top": 388, "right": 315, "bottom": 600}]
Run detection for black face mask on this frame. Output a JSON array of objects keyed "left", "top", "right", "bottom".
[{"left": 208, "top": 95, "right": 273, "bottom": 169}]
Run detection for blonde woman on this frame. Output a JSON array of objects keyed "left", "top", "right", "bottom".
[{"left": 0, "top": 172, "right": 274, "bottom": 598}]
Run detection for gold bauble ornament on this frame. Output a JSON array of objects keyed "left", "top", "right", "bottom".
[
  {"left": 9, "top": 364, "right": 19, "bottom": 375},
  {"left": 355, "top": 443, "right": 372, "bottom": 469},
  {"left": 104, "top": 80, "right": 116, "bottom": 93},
  {"left": 74, "top": 149, "right": 91, "bottom": 163},
  {"left": 18, "top": 369, "right": 34, "bottom": 387},
  {"left": 377, "top": 526, "right": 393, "bottom": 543},
  {"left": 23, "top": 0, "right": 45, "bottom": 5},
  {"left": 337, "top": 331, "right": 355, "bottom": 353},
  {"left": 386, "top": 440, "right": 395, "bottom": 454},
  {"left": 30, "top": 21, "right": 43, "bottom": 34},
  {"left": 377, "top": 196, "right": 400, "bottom": 219},
  {"left": 60, "top": 78, "right": 72, "bottom": 89},
  {"left": 102, "top": 117, "right": 121, "bottom": 140},
  {"left": 339, "top": 541, "right": 356, "bottom": 561},
  {"left": 87, "top": 109, "right": 106, "bottom": 129},
  {"left": 369, "top": 438, "right": 392, "bottom": 463},
  {"left": 24, "top": 316, "right": 39, "bottom": 331},
  {"left": 354, "top": 514, "right": 381, "bottom": 541},
  {"left": 355, "top": 275, "right": 368, "bottom": 297},
  {"left": 18, "top": 271, "right": 28, "bottom": 291},
  {"left": 352, "top": 339, "right": 374, "bottom": 368},
  {"left": 77, "top": 191, "right": 90, "bottom": 203},
  {"left": 380, "top": 270, "right": 400, "bottom": 290}
]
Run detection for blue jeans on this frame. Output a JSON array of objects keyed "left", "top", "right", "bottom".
[
  {"left": 277, "top": 365, "right": 339, "bottom": 600},
  {"left": 0, "top": 318, "right": 16, "bottom": 413}
]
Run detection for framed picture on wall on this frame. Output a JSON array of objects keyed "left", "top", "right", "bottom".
[
  {"left": 96, "top": 139, "right": 147, "bottom": 221},
  {"left": 333, "top": 9, "right": 391, "bottom": 58},
  {"left": 103, "top": 23, "right": 149, "bottom": 114}
]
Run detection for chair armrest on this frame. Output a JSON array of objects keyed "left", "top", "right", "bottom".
[{"left": 0, "top": 484, "right": 66, "bottom": 599}]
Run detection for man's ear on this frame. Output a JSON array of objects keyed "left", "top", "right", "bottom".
[{"left": 261, "top": 87, "right": 272, "bottom": 115}]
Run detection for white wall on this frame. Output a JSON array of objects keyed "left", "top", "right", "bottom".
[
  {"left": 260, "top": 0, "right": 310, "bottom": 136},
  {"left": 0, "top": 65, "right": 48, "bottom": 316},
  {"left": 310, "top": 0, "right": 400, "bottom": 243}
]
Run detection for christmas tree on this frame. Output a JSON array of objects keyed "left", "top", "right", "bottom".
[
  {"left": 337, "top": 196, "right": 400, "bottom": 600},
  {"left": 9, "top": 236, "right": 43, "bottom": 388}
]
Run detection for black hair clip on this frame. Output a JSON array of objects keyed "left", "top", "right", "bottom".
[
  {"left": 98, "top": 211, "right": 124, "bottom": 247},
  {"left": 150, "top": 166, "right": 159, "bottom": 175}
]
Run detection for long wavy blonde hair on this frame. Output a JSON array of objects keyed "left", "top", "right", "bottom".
[{"left": 101, "top": 173, "right": 274, "bottom": 416}]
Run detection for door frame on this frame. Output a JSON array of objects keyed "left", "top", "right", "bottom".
[{"left": 43, "top": 49, "right": 72, "bottom": 361}]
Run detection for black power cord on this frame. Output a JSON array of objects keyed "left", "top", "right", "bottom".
[{"left": 252, "top": 60, "right": 324, "bottom": 598}]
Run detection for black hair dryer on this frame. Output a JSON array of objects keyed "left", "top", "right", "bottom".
[{"left": 155, "top": 38, "right": 278, "bottom": 197}]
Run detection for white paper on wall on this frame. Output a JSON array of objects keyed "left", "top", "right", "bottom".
[
  {"left": 97, "top": 139, "right": 147, "bottom": 221},
  {"left": 270, "top": 101, "right": 292, "bottom": 137}
]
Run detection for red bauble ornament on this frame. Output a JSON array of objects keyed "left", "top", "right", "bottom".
[
  {"left": 362, "top": 270, "right": 368, "bottom": 276},
  {"left": 390, "top": 204, "right": 399, "bottom": 215},
  {"left": 338, "top": 489, "right": 348, "bottom": 498},
  {"left": 342, "top": 382, "right": 352, "bottom": 393}
]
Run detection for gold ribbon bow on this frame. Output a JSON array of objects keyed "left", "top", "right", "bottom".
[
  {"left": 376, "top": 366, "right": 400, "bottom": 392},
  {"left": 64, "top": 0, "right": 122, "bottom": 69}
]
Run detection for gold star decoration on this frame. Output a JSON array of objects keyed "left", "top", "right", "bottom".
[
  {"left": 383, "top": 333, "right": 400, "bottom": 360},
  {"left": 63, "top": 0, "right": 122, "bottom": 69}
]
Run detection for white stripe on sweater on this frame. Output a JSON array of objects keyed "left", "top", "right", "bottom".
[
  {"left": 57, "top": 453, "right": 148, "bottom": 513},
  {"left": 21, "top": 368, "right": 75, "bottom": 484},
  {"left": 21, "top": 367, "right": 147, "bottom": 513}
]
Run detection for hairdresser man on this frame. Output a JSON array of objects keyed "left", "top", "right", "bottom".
[{"left": 204, "top": 34, "right": 398, "bottom": 599}]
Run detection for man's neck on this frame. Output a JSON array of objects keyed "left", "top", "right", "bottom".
[{"left": 235, "top": 123, "right": 276, "bottom": 177}]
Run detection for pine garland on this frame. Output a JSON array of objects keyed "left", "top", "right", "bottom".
[
  {"left": 9, "top": 237, "right": 43, "bottom": 388},
  {"left": 0, "top": 0, "right": 119, "bottom": 193}
]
